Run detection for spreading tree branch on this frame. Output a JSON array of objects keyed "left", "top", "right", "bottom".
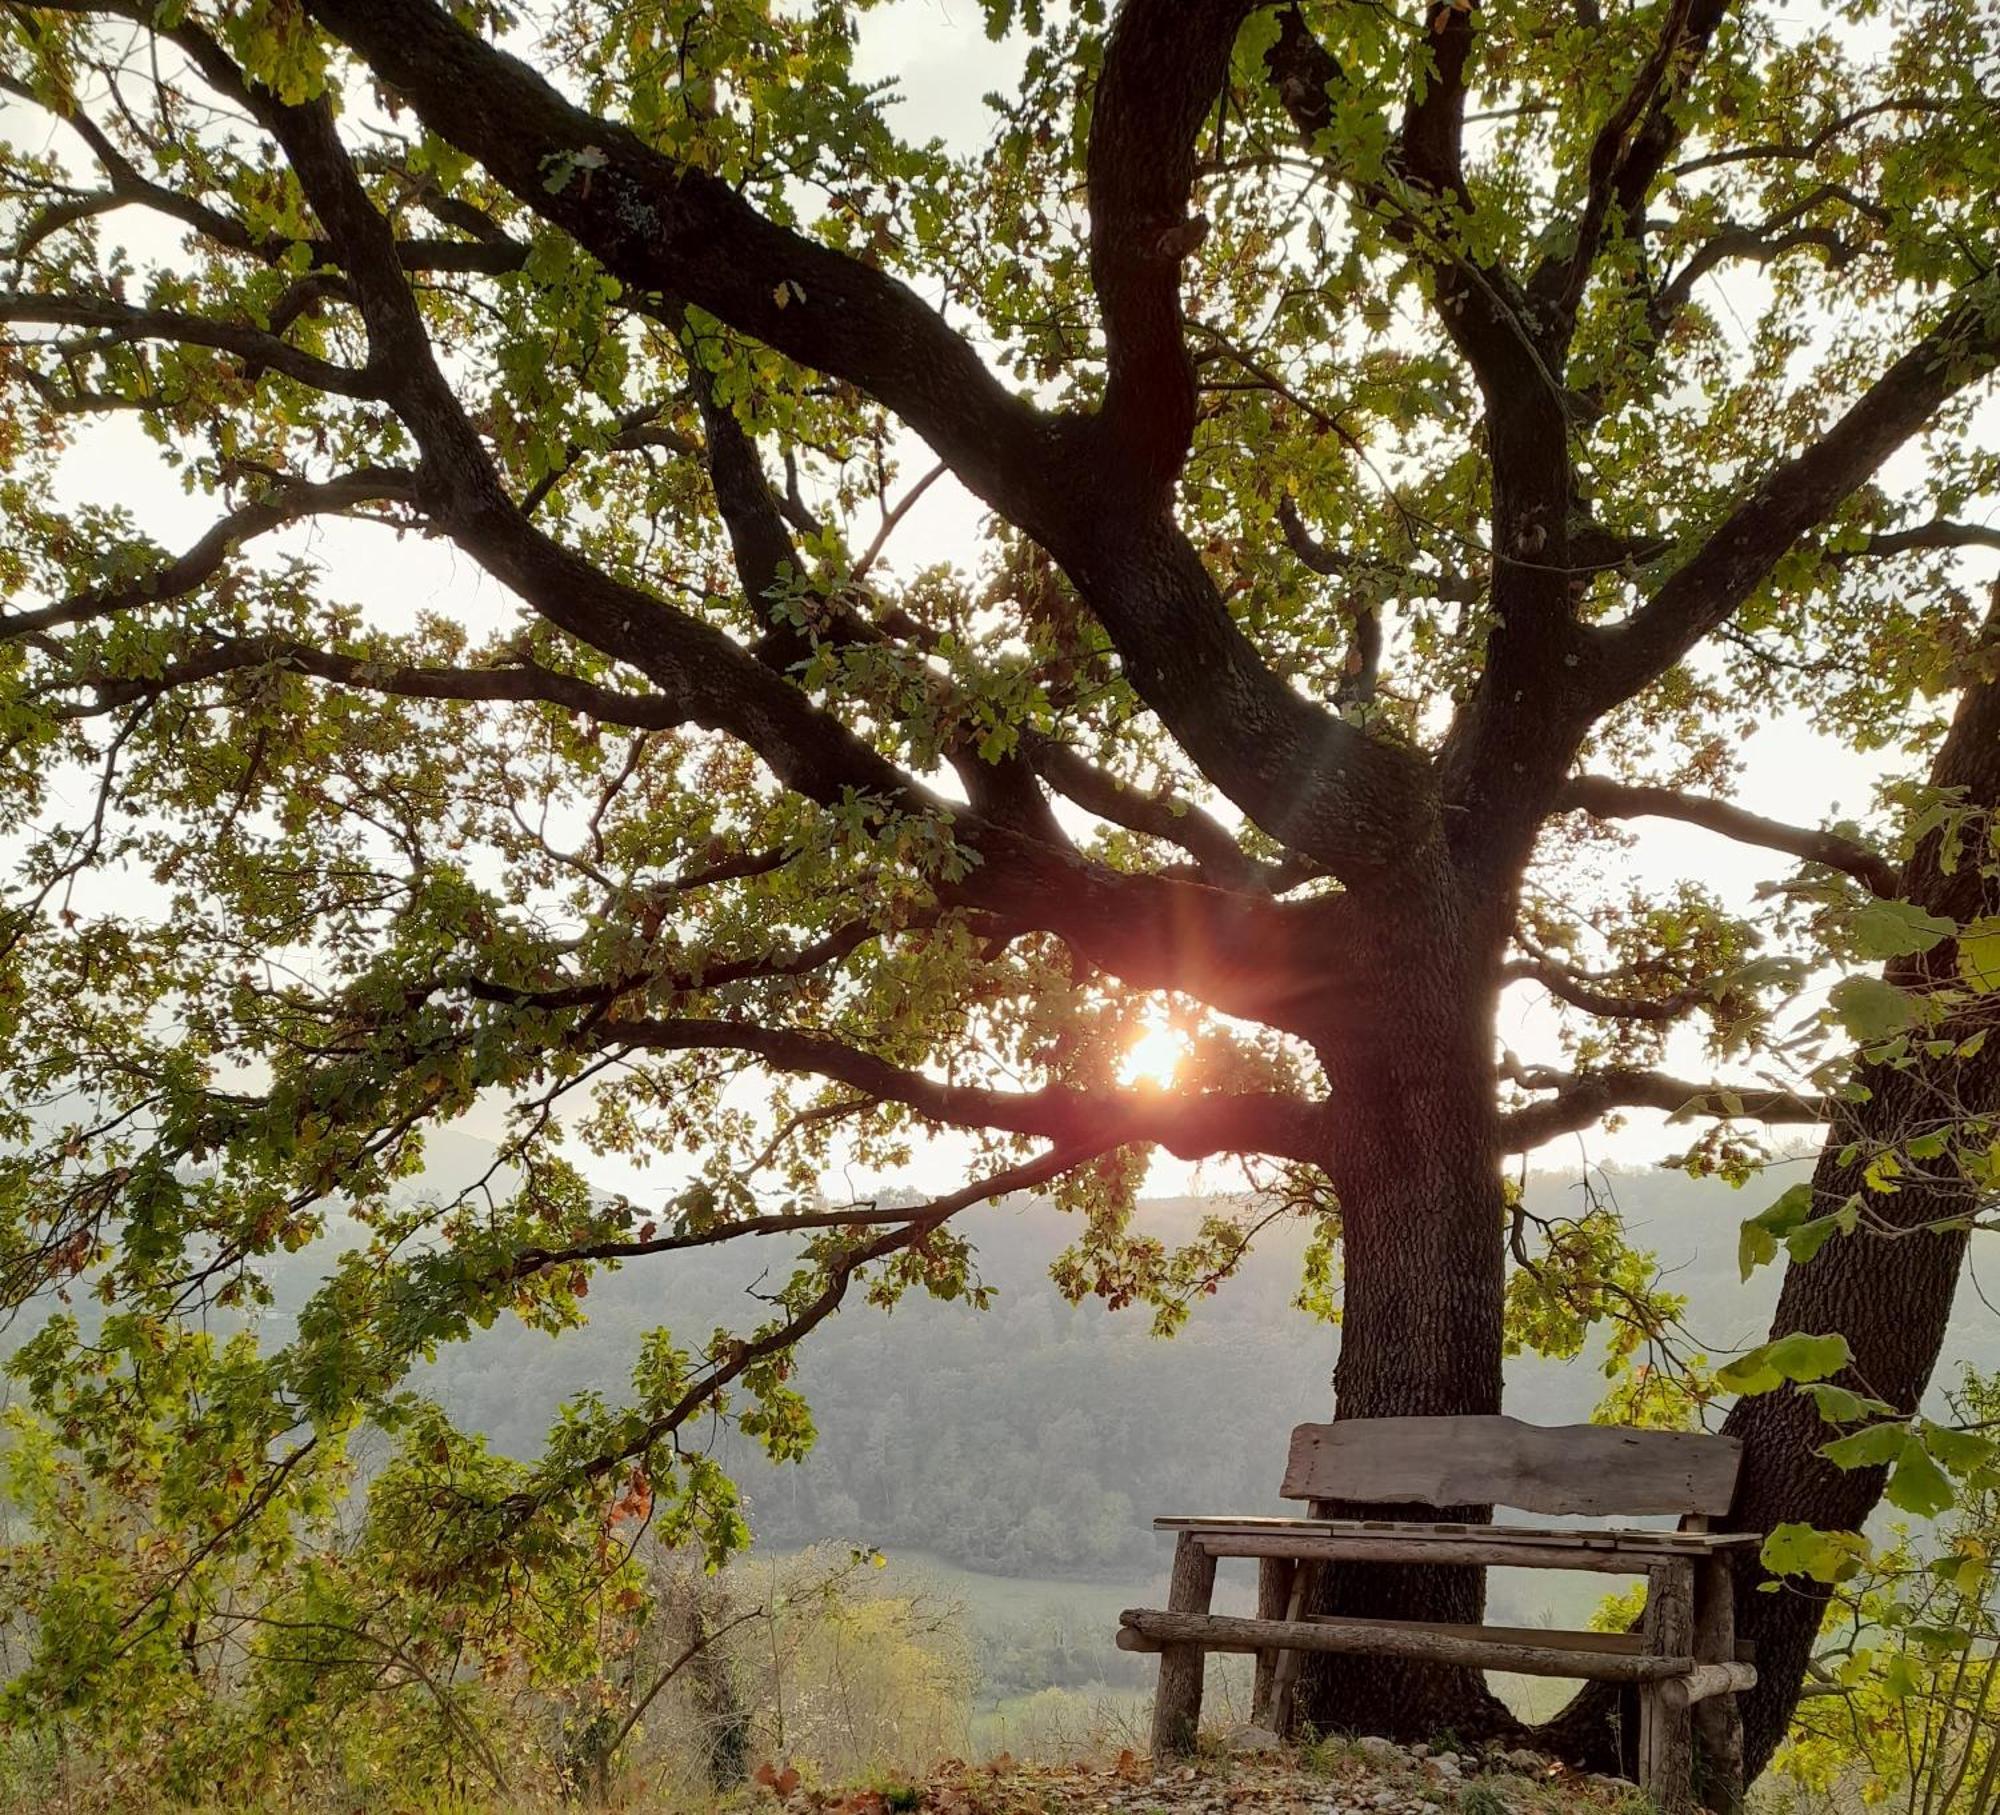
[
  {"left": 1084, "top": 0, "right": 1252, "bottom": 487},
  {"left": 71, "top": 634, "right": 692, "bottom": 727},
  {"left": 1500, "top": 1061, "right": 1827, "bottom": 1149},
  {"left": 1277, "top": 494, "right": 1480, "bottom": 604},
  {"left": 1527, "top": 0, "right": 1734, "bottom": 341},
  {"left": 1839, "top": 518, "right": 2000, "bottom": 560},
  {"left": 2, "top": 75, "right": 527, "bottom": 278},
  {"left": 674, "top": 312, "right": 1071, "bottom": 844},
  {"left": 601, "top": 1015, "right": 1325, "bottom": 1163},
  {"left": 1500, "top": 955, "right": 1710, "bottom": 1023},
  {"left": 538, "top": 1142, "right": 1118, "bottom": 1497},
  {"left": 300, "top": 0, "right": 1063, "bottom": 537},
  {"left": 1590, "top": 282, "right": 2000, "bottom": 707},
  {"left": 300, "top": 0, "right": 1439, "bottom": 887},
  {"left": 0, "top": 471, "right": 416, "bottom": 643},
  {"left": 1020, "top": 732, "right": 1296, "bottom": 893},
  {"left": 1559, "top": 774, "right": 1903, "bottom": 898},
  {"left": 184, "top": 53, "right": 1111, "bottom": 950},
  {"left": 0, "top": 288, "right": 379, "bottom": 395},
  {"left": 1265, "top": 5, "right": 1591, "bottom": 880},
  {"left": 1648, "top": 187, "right": 1876, "bottom": 339}
]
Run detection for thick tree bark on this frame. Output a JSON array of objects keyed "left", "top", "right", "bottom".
[
  {"left": 1535, "top": 1116, "right": 1981, "bottom": 1784},
  {"left": 1539, "top": 608, "right": 2000, "bottom": 1785},
  {"left": 1294, "top": 902, "right": 1522, "bottom": 1741},
  {"left": 1721, "top": 1170, "right": 1974, "bottom": 1774}
]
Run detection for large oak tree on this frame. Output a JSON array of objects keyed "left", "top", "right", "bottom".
[{"left": 1, "top": 0, "right": 1998, "bottom": 1784}]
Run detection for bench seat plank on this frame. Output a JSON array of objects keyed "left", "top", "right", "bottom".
[
  {"left": 1182, "top": 1530, "right": 1734, "bottom": 1574},
  {"left": 1155, "top": 1515, "right": 1760, "bottom": 1552}
]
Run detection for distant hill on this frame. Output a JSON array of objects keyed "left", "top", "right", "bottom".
[
  {"left": 12, "top": 1132, "right": 1994, "bottom": 1583},
  {"left": 400, "top": 1147, "right": 1993, "bottom": 1576}
]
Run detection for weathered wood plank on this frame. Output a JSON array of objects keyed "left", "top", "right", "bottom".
[
  {"left": 1301, "top": 1616, "right": 1753, "bottom": 1662},
  {"left": 1117, "top": 1619, "right": 1751, "bottom": 1665},
  {"left": 1282, "top": 1418, "right": 1741, "bottom": 1516},
  {"left": 1119, "top": 1609, "right": 1695, "bottom": 1682},
  {"left": 1192, "top": 1532, "right": 1697, "bottom": 1574},
  {"left": 1261, "top": 1496, "right": 1332, "bottom": 1737},
  {"left": 1641, "top": 1561, "right": 1698, "bottom": 1815},
  {"left": 1263, "top": 1557, "right": 1318, "bottom": 1735},
  {"left": 1693, "top": 1556, "right": 1748, "bottom": 1813},
  {"left": 1251, "top": 1556, "right": 1295, "bottom": 1724},
  {"left": 1150, "top": 1533, "right": 1216, "bottom": 1759},
  {"left": 1661, "top": 1661, "right": 1757, "bottom": 1709},
  {"left": 1157, "top": 1514, "right": 1759, "bottom": 1552}
]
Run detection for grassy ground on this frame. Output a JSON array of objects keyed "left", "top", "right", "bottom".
[{"left": 861, "top": 1550, "right": 1171, "bottom": 1633}]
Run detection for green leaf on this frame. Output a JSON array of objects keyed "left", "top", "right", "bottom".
[
  {"left": 1864, "top": 1148, "right": 1905, "bottom": 1193},
  {"left": 1801, "top": 1382, "right": 1895, "bottom": 1425},
  {"left": 1716, "top": 1331, "right": 1852, "bottom": 1395},
  {"left": 1821, "top": 1421, "right": 1909, "bottom": 1470},
  {"left": 1850, "top": 899, "right": 1955, "bottom": 959},
  {"left": 1884, "top": 1436, "right": 1956, "bottom": 1517},
  {"left": 1739, "top": 1182, "right": 1814, "bottom": 1280},
  {"left": 1919, "top": 1420, "right": 1997, "bottom": 1476},
  {"left": 1783, "top": 1214, "right": 1845, "bottom": 1264},
  {"left": 1829, "top": 974, "right": 1919, "bottom": 1042},
  {"left": 1767, "top": 1331, "right": 1855, "bottom": 1381},
  {"left": 1737, "top": 1218, "right": 1778, "bottom": 1282},
  {"left": 1959, "top": 916, "right": 2000, "bottom": 993},
  {"left": 1761, "top": 1522, "right": 1868, "bottom": 1584}
]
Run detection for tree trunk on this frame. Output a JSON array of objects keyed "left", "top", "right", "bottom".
[
  {"left": 1535, "top": 1096, "right": 1983, "bottom": 1782},
  {"left": 1538, "top": 601, "right": 2000, "bottom": 1785},
  {"left": 1722, "top": 1172, "right": 1973, "bottom": 1775},
  {"left": 1295, "top": 914, "right": 1522, "bottom": 1741}
]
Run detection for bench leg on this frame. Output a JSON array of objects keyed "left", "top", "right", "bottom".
[
  {"left": 1262, "top": 1558, "right": 1320, "bottom": 1736},
  {"left": 1640, "top": 1560, "right": 1697, "bottom": 1815},
  {"left": 1262, "top": 1498, "right": 1334, "bottom": 1736},
  {"left": 1152, "top": 1533, "right": 1217, "bottom": 1759},
  {"left": 1252, "top": 1557, "right": 1296, "bottom": 1727},
  {"left": 1693, "top": 1556, "right": 1746, "bottom": 1814}
]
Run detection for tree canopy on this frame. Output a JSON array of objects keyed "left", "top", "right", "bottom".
[{"left": 1, "top": 0, "right": 1998, "bottom": 1787}]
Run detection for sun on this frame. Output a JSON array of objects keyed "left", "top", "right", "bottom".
[{"left": 1120, "top": 1020, "right": 1188, "bottom": 1090}]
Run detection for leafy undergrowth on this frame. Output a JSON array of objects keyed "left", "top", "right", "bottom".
[{"left": 720, "top": 1743, "right": 1654, "bottom": 1815}]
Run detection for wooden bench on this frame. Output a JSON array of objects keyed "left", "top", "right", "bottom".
[{"left": 1118, "top": 1416, "right": 1759, "bottom": 1814}]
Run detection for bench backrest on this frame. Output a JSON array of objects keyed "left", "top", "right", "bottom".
[{"left": 1282, "top": 1415, "right": 1741, "bottom": 1518}]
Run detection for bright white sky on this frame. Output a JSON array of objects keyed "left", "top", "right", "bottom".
[{"left": 9, "top": 1, "right": 1991, "bottom": 1212}]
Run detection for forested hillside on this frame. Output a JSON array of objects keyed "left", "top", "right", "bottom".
[
  {"left": 332, "top": 1143, "right": 1987, "bottom": 1580},
  {"left": 15, "top": 1127, "right": 1986, "bottom": 1587}
]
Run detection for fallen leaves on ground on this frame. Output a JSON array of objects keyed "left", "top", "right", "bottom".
[{"left": 723, "top": 1744, "right": 1644, "bottom": 1815}]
